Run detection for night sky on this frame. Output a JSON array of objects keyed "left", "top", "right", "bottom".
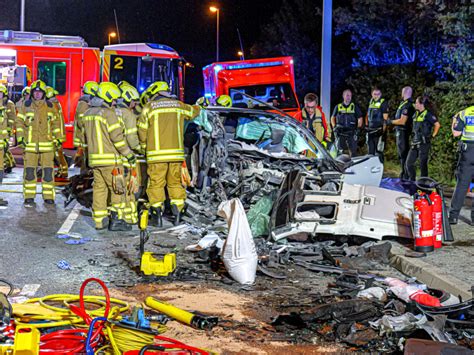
[{"left": 1, "top": 0, "right": 285, "bottom": 101}]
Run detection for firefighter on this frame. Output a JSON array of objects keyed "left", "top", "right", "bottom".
[
  {"left": 16, "top": 80, "right": 62, "bottom": 206},
  {"left": 46, "top": 87, "right": 68, "bottom": 178},
  {"left": 386, "top": 86, "right": 415, "bottom": 179},
  {"left": 0, "top": 84, "right": 17, "bottom": 174},
  {"left": 16, "top": 86, "right": 30, "bottom": 111},
  {"left": 331, "top": 89, "right": 363, "bottom": 157},
  {"left": 196, "top": 96, "right": 210, "bottom": 108},
  {"left": 215, "top": 94, "right": 232, "bottom": 107},
  {"left": 365, "top": 87, "right": 389, "bottom": 162},
  {"left": 0, "top": 85, "right": 13, "bottom": 206},
  {"left": 294, "top": 93, "right": 330, "bottom": 144},
  {"left": 405, "top": 96, "right": 440, "bottom": 181},
  {"left": 449, "top": 106, "right": 474, "bottom": 225},
  {"left": 138, "top": 81, "right": 201, "bottom": 227},
  {"left": 116, "top": 84, "right": 142, "bottom": 224},
  {"left": 73, "top": 81, "right": 99, "bottom": 172},
  {"left": 77, "top": 82, "right": 135, "bottom": 231}
]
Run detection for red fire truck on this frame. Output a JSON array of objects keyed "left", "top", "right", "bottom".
[
  {"left": 0, "top": 30, "right": 184, "bottom": 148},
  {"left": 202, "top": 56, "right": 300, "bottom": 115}
]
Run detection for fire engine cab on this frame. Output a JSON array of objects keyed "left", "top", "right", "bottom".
[
  {"left": 202, "top": 56, "right": 300, "bottom": 115},
  {"left": 0, "top": 30, "right": 184, "bottom": 148}
]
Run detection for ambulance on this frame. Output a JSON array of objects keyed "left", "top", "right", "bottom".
[
  {"left": 0, "top": 30, "right": 184, "bottom": 148},
  {"left": 202, "top": 57, "right": 300, "bottom": 115}
]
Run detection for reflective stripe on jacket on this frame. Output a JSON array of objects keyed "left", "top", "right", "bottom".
[{"left": 459, "top": 106, "right": 474, "bottom": 142}]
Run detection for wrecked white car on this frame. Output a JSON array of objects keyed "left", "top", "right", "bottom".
[{"left": 185, "top": 107, "right": 413, "bottom": 241}]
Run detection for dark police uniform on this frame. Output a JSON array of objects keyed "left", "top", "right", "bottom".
[
  {"left": 394, "top": 99, "right": 415, "bottom": 179},
  {"left": 405, "top": 109, "right": 438, "bottom": 181},
  {"left": 366, "top": 98, "right": 389, "bottom": 161},
  {"left": 332, "top": 102, "right": 362, "bottom": 156},
  {"left": 449, "top": 106, "right": 474, "bottom": 224}
]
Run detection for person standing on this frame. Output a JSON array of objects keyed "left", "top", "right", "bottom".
[
  {"left": 405, "top": 96, "right": 441, "bottom": 181},
  {"left": 77, "top": 82, "right": 135, "bottom": 231},
  {"left": 16, "top": 80, "right": 61, "bottom": 206},
  {"left": 449, "top": 106, "right": 474, "bottom": 225},
  {"left": 138, "top": 81, "right": 201, "bottom": 227},
  {"left": 366, "top": 87, "right": 389, "bottom": 162},
  {"left": 294, "top": 93, "right": 330, "bottom": 144},
  {"left": 0, "top": 84, "right": 17, "bottom": 174},
  {"left": 0, "top": 85, "right": 13, "bottom": 206},
  {"left": 387, "top": 86, "right": 415, "bottom": 179},
  {"left": 46, "top": 87, "right": 68, "bottom": 178},
  {"left": 16, "top": 86, "right": 30, "bottom": 111},
  {"left": 331, "top": 89, "right": 363, "bottom": 156}
]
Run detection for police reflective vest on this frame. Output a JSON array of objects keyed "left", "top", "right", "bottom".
[
  {"left": 16, "top": 99, "right": 61, "bottom": 153},
  {"left": 395, "top": 99, "right": 415, "bottom": 131},
  {"left": 368, "top": 98, "right": 385, "bottom": 128},
  {"left": 413, "top": 110, "right": 434, "bottom": 143},
  {"left": 335, "top": 103, "right": 357, "bottom": 129},
  {"left": 138, "top": 97, "right": 201, "bottom": 163},
  {"left": 459, "top": 106, "right": 474, "bottom": 142},
  {"left": 78, "top": 104, "right": 132, "bottom": 167}
]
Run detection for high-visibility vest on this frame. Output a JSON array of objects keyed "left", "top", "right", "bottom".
[
  {"left": 459, "top": 106, "right": 474, "bottom": 142},
  {"left": 368, "top": 98, "right": 385, "bottom": 128}
]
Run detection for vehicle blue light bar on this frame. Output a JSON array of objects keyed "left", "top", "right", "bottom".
[
  {"left": 146, "top": 43, "right": 176, "bottom": 52},
  {"left": 225, "top": 61, "right": 284, "bottom": 70}
]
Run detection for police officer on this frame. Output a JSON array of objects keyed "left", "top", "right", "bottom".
[
  {"left": 46, "top": 87, "right": 68, "bottom": 178},
  {"left": 405, "top": 96, "right": 441, "bottom": 181},
  {"left": 387, "top": 86, "right": 415, "bottom": 179},
  {"left": 16, "top": 80, "right": 62, "bottom": 206},
  {"left": 366, "top": 87, "right": 389, "bottom": 162},
  {"left": 294, "top": 93, "right": 330, "bottom": 144},
  {"left": 449, "top": 106, "right": 474, "bottom": 225},
  {"left": 77, "top": 82, "right": 135, "bottom": 231},
  {"left": 331, "top": 89, "right": 363, "bottom": 157},
  {"left": 0, "top": 84, "right": 17, "bottom": 174},
  {"left": 73, "top": 81, "right": 99, "bottom": 172},
  {"left": 138, "top": 81, "right": 201, "bottom": 227}
]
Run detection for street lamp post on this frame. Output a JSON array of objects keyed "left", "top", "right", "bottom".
[
  {"left": 210, "top": 6, "right": 220, "bottom": 62},
  {"left": 108, "top": 32, "right": 117, "bottom": 46},
  {"left": 237, "top": 51, "right": 244, "bottom": 60}
]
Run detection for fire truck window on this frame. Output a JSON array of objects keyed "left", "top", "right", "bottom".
[
  {"left": 230, "top": 83, "right": 298, "bottom": 110},
  {"left": 110, "top": 55, "right": 138, "bottom": 87},
  {"left": 152, "top": 58, "right": 180, "bottom": 97},
  {"left": 37, "top": 61, "right": 67, "bottom": 95},
  {"left": 138, "top": 59, "right": 153, "bottom": 92}
]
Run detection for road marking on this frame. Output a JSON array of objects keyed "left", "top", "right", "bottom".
[{"left": 57, "top": 202, "right": 82, "bottom": 235}]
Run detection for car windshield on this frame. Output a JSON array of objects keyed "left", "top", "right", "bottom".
[
  {"left": 229, "top": 83, "right": 298, "bottom": 110},
  {"left": 215, "top": 109, "right": 326, "bottom": 159}
]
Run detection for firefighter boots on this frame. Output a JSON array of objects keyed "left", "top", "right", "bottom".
[
  {"left": 149, "top": 207, "right": 162, "bottom": 228},
  {"left": 108, "top": 211, "right": 132, "bottom": 232}
]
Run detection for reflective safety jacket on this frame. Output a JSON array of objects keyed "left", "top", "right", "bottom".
[
  {"left": 78, "top": 102, "right": 132, "bottom": 167},
  {"left": 334, "top": 102, "right": 358, "bottom": 130},
  {"left": 138, "top": 96, "right": 201, "bottom": 163},
  {"left": 413, "top": 109, "right": 437, "bottom": 144},
  {"left": 116, "top": 103, "right": 140, "bottom": 151},
  {"left": 0, "top": 102, "right": 9, "bottom": 150},
  {"left": 0, "top": 99, "right": 16, "bottom": 136},
  {"left": 49, "top": 98, "right": 66, "bottom": 143},
  {"left": 456, "top": 106, "right": 474, "bottom": 142},
  {"left": 294, "top": 107, "right": 330, "bottom": 142},
  {"left": 73, "top": 95, "right": 92, "bottom": 147},
  {"left": 16, "top": 99, "right": 61, "bottom": 153},
  {"left": 367, "top": 98, "right": 386, "bottom": 128},
  {"left": 394, "top": 99, "right": 415, "bottom": 131}
]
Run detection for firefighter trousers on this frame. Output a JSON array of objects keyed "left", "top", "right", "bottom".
[
  {"left": 23, "top": 151, "right": 55, "bottom": 200},
  {"left": 4, "top": 148, "right": 15, "bottom": 170},
  {"left": 395, "top": 128, "right": 410, "bottom": 180},
  {"left": 450, "top": 144, "right": 474, "bottom": 218},
  {"left": 136, "top": 158, "right": 148, "bottom": 200},
  {"left": 92, "top": 166, "right": 126, "bottom": 229},
  {"left": 147, "top": 162, "right": 185, "bottom": 211},
  {"left": 406, "top": 142, "right": 431, "bottom": 181},
  {"left": 123, "top": 167, "right": 138, "bottom": 224}
]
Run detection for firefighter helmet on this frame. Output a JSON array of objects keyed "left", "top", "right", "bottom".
[
  {"left": 97, "top": 82, "right": 121, "bottom": 104},
  {"left": 0, "top": 84, "right": 7, "bottom": 96},
  {"left": 31, "top": 80, "right": 47, "bottom": 94},
  {"left": 117, "top": 81, "right": 131, "bottom": 89},
  {"left": 147, "top": 81, "right": 169, "bottom": 97},
  {"left": 196, "top": 96, "right": 210, "bottom": 107},
  {"left": 120, "top": 84, "right": 140, "bottom": 103},
  {"left": 216, "top": 94, "right": 232, "bottom": 108},
  {"left": 45, "top": 86, "right": 59, "bottom": 99},
  {"left": 21, "top": 86, "right": 31, "bottom": 97},
  {"left": 140, "top": 90, "right": 150, "bottom": 107},
  {"left": 83, "top": 81, "right": 99, "bottom": 96}
]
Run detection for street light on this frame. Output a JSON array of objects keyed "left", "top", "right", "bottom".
[
  {"left": 209, "top": 6, "right": 220, "bottom": 61},
  {"left": 237, "top": 51, "right": 244, "bottom": 60},
  {"left": 108, "top": 32, "right": 117, "bottom": 46}
]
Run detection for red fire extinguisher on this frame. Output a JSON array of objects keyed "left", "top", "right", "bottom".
[
  {"left": 430, "top": 191, "right": 443, "bottom": 249},
  {"left": 413, "top": 193, "right": 434, "bottom": 252}
]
